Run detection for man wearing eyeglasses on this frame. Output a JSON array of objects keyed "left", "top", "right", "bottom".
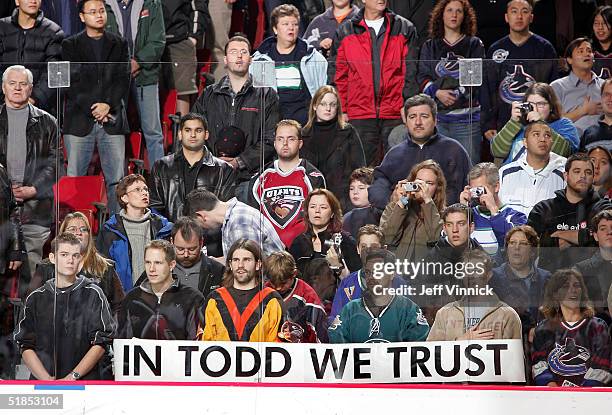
[
  {"left": 62, "top": 0, "right": 130, "bottom": 215},
  {"left": 247, "top": 119, "right": 326, "bottom": 247},
  {"left": 98, "top": 174, "right": 172, "bottom": 291},
  {"left": 192, "top": 35, "right": 280, "bottom": 202}
]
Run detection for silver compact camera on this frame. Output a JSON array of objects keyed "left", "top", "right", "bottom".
[
  {"left": 403, "top": 182, "right": 419, "bottom": 192},
  {"left": 469, "top": 186, "right": 486, "bottom": 207}
]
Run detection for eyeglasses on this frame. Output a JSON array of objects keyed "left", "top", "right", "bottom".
[
  {"left": 227, "top": 49, "right": 250, "bottom": 56},
  {"left": 526, "top": 101, "right": 549, "bottom": 109},
  {"left": 65, "top": 226, "right": 89, "bottom": 234},
  {"left": 127, "top": 186, "right": 149, "bottom": 194},
  {"left": 82, "top": 9, "right": 107, "bottom": 16},
  {"left": 274, "top": 137, "right": 300, "bottom": 143},
  {"left": 175, "top": 246, "right": 201, "bottom": 255}
]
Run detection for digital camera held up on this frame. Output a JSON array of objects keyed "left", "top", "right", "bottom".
[
  {"left": 469, "top": 186, "right": 486, "bottom": 207},
  {"left": 518, "top": 102, "right": 534, "bottom": 124}
]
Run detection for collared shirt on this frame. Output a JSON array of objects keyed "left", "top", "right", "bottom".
[
  {"left": 174, "top": 261, "right": 202, "bottom": 291},
  {"left": 222, "top": 198, "right": 285, "bottom": 256},
  {"left": 551, "top": 71, "right": 604, "bottom": 135}
]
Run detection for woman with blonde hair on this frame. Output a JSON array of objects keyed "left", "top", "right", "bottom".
[
  {"left": 301, "top": 85, "right": 366, "bottom": 212},
  {"left": 379, "top": 159, "right": 447, "bottom": 262},
  {"left": 33, "top": 212, "right": 124, "bottom": 314}
]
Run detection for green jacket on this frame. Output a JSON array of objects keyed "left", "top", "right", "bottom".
[{"left": 105, "top": 0, "right": 166, "bottom": 86}]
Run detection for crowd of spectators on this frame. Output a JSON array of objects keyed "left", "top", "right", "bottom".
[{"left": 0, "top": 0, "right": 611, "bottom": 387}]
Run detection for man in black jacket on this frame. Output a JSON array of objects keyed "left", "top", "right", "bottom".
[
  {"left": 528, "top": 153, "right": 612, "bottom": 272},
  {"left": 62, "top": 0, "right": 130, "bottom": 214},
  {"left": 14, "top": 233, "right": 115, "bottom": 380},
  {"left": 0, "top": 1, "right": 64, "bottom": 112},
  {"left": 192, "top": 35, "right": 280, "bottom": 199},
  {"left": 0, "top": 65, "right": 60, "bottom": 281},
  {"left": 117, "top": 239, "right": 204, "bottom": 340},
  {"left": 149, "top": 112, "right": 236, "bottom": 222},
  {"left": 368, "top": 94, "right": 471, "bottom": 209}
]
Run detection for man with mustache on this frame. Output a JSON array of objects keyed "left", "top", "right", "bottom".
[
  {"left": 528, "top": 153, "right": 612, "bottom": 271},
  {"left": 199, "top": 239, "right": 285, "bottom": 342}
]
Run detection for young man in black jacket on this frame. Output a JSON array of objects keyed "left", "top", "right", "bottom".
[
  {"left": 14, "top": 233, "right": 115, "bottom": 380},
  {"left": 149, "top": 113, "right": 236, "bottom": 222},
  {"left": 118, "top": 239, "right": 205, "bottom": 340},
  {"left": 528, "top": 153, "right": 612, "bottom": 272},
  {"left": 0, "top": 0, "right": 64, "bottom": 112},
  {"left": 192, "top": 35, "right": 280, "bottom": 200}
]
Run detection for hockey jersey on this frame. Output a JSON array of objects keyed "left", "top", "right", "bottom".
[
  {"left": 328, "top": 295, "right": 430, "bottom": 343},
  {"left": 532, "top": 317, "right": 612, "bottom": 386},
  {"left": 249, "top": 159, "right": 326, "bottom": 247},
  {"left": 471, "top": 204, "right": 527, "bottom": 256},
  {"left": 266, "top": 278, "right": 329, "bottom": 343}
]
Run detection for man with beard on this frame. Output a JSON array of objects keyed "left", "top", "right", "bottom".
[
  {"left": 247, "top": 119, "right": 325, "bottom": 248},
  {"left": 199, "top": 239, "right": 284, "bottom": 342},
  {"left": 328, "top": 248, "right": 429, "bottom": 343},
  {"left": 118, "top": 239, "right": 205, "bottom": 340},
  {"left": 528, "top": 153, "right": 612, "bottom": 271}
]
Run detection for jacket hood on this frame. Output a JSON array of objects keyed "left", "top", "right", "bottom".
[
  {"left": 139, "top": 276, "right": 181, "bottom": 295},
  {"left": 43, "top": 274, "right": 93, "bottom": 293},
  {"left": 552, "top": 187, "right": 599, "bottom": 206},
  {"left": 11, "top": 9, "right": 45, "bottom": 27},
  {"left": 433, "top": 236, "right": 483, "bottom": 262}
]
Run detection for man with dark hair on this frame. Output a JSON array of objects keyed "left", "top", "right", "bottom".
[
  {"left": 117, "top": 239, "right": 205, "bottom": 340},
  {"left": 580, "top": 78, "right": 612, "bottom": 152},
  {"left": 369, "top": 94, "right": 471, "bottom": 209},
  {"left": 265, "top": 251, "right": 328, "bottom": 343},
  {"left": 0, "top": 0, "right": 64, "bottom": 111},
  {"left": 105, "top": 0, "right": 166, "bottom": 166},
  {"left": 1, "top": 65, "right": 60, "bottom": 280},
  {"left": 499, "top": 121, "right": 567, "bottom": 216},
  {"left": 552, "top": 38, "right": 604, "bottom": 136},
  {"left": 342, "top": 167, "right": 382, "bottom": 239},
  {"left": 481, "top": 0, "right": 558, "bottom": 141},
  {"left": 170, "top": 216, "right": 224, "bottom": 297},
  {"left": 185, "top": 188, "right": 284, "bottom": 257},
  {"left": 14, "top": 233, "right": 115, "bottom": 380},
  {"left": 62, "top": 0, "right": 130, "bottom": 215},
  {"left": 528, "top": 153, "right": 612, "bottom": 271},
  {"left": 575, "top": 209, "right": 612, "bottom": 324},
  {"left": 459, "top": 162, "right": 527, "bottom": 257},
  {"left": 428, "top": 249, "right": 522, "bottom": 341},
  {"left": 192, "top": 35, "right": 280, "bottom": 199},
  {"left": 199, "top": 239, "right": 285, "bottom": 341},
  {"left": 149, "top": 112, "right": 236, "bottom": 222},
  {"left": 418, "top": 203, "right": 484, "bottom": 322},
  {"left": 329, "top": 248, "right": 430, "bottom": 343},
  {"left": 98, "top": 174, "right": 172, "bottom": 291},
  {"left": 247, "top": 119, "right": 325, "bottom": 248},
  {"left": 328, "top": 0, "right": 419, "bottom": 166}
]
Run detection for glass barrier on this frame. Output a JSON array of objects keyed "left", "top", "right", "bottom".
[{"left": 0, "top": 56, "right": 610, "bottom": 393}]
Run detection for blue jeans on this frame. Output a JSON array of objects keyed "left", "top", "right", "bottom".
[
  {"left": 437, "top": 120, "right": 482, "bottom": 164},
  {"left": 64, "top": 123, "right": 125, "bottom": 214},
  {"left": 132, "top": 82, "right": 164, "bottom": 166}
]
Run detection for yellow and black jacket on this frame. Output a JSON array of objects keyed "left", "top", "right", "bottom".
[{"left": 199, "top": 286, "right": 284, "bottom": 342}]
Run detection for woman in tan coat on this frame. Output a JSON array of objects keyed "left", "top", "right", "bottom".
[{"left": 379, "top": 159, "right": 446, "bottom": 262}]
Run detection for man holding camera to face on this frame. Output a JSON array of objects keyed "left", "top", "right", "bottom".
[{"left": 459, "top": 163, "right": 527, "bottom": 259}]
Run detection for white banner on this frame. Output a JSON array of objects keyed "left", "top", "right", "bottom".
[{"left": 113, "top": 339, "right": 526, "bottom": 383}]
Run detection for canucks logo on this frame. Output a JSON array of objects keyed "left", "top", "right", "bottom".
[
  {"left": 499, "top": 64, "right": 535, "bottom": 104},
  {"left": 547, "top": 338, "right": 590, "bottom": 377},
  {"left": 435, "top": 52, "right": 462, "bottom": 79}
]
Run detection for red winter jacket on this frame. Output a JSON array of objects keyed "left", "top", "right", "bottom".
[{"left": 328, "top": 8, "right": 419, "bottom": 120}]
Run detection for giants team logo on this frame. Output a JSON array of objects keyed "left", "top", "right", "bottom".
[
  {"left": 261, "top": 185, "right": 304, "bottom": 229},
  {"left": 498, "top": 64, "right": 535, "bottom": 104},
  {"left": 547, "top": 338, "right": 590, "bottom": 377}
]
